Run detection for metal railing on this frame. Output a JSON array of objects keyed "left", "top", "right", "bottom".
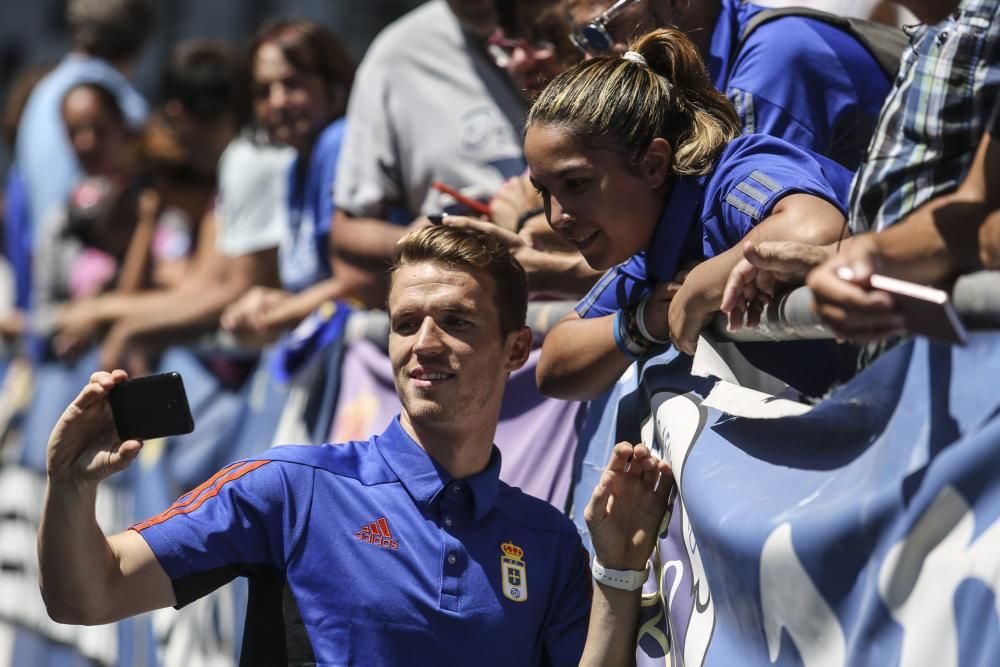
[{"left": 712, "top": 270, "right": 1000, "bottom": 342}]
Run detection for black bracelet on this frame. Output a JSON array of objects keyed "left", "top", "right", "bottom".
[{"left": 515, "top": 207, "right": 546, "bottom": 232}]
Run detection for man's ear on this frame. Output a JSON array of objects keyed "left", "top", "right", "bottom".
[
  {"left": 641, "top": 137, "right": 672, "bottom": 189},
  {"left": 504, "top": 326, "right": 533, "bottom": 372}
]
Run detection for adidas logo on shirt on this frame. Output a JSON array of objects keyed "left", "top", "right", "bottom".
[{"left": 355, "top": 516, "right": 399, "bottom": 550}]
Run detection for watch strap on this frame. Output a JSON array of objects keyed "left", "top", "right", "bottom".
[{"left": 591, "top": 556, "right": 649, "bottom": 591}]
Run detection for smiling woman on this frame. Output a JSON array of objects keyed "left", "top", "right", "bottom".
[
  {"left": 525, "top": 26, "right": 740, "bottom": 273},
  {"left": 219, "top": 20, "right": 358, "bottom": 344},
  {"left": 526, "top": 28, "right": 855, "bottom": 399}
]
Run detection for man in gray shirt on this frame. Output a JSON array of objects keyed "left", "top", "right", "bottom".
[{"left": 331, "top": 0, "right": 527, "bottom": 298}]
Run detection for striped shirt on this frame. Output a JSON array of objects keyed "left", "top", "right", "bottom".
[{"left": 849, "top": 0, "right": 1000, "bottom": 232}]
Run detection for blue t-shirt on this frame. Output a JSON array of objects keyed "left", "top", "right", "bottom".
[
  {"left": 705, "top": 0, "right": 891, "bottom": 170},
  {"left": 3, "top": 166, "right": 32, "bottom": 310},
  {"left": 576, "top": 133, "right": 853, "bottom": 319},
  {"left": 132, "top": 417, "right": 591, "bottom": 666},
  {"left": 279, "top": 118, "right": 347, "bottom": 293}
]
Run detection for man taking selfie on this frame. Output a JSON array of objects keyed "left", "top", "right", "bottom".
[{"left": 38, "top": 226, "right": 598, "bottom": 665}]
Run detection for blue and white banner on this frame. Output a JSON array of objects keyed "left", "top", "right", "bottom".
[{"left": 575, "top": 333, "right": 1000, "bottom": 667}]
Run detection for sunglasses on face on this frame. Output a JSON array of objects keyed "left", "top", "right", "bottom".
[
  {"left": 570, "top": 0, "right": 642, "bottom": 56},
  {"left": 488, "top": 32, "right": 558, "bottom": 68}
]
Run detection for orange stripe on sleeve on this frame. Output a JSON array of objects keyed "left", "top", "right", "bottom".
[
  {"left": 162, "top": 461, "right": 246, "bottom": 513},
  {"left": 132, "top": 460, "right": 272, "bottom": 532}
]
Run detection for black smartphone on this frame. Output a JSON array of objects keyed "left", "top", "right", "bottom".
[{"left": 108, "top": 372, "right": 195, "bottom": 441}]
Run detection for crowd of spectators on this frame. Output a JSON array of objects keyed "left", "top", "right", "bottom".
[{"left": 3, "top": 0, "right": 1000, "bottom": 663}]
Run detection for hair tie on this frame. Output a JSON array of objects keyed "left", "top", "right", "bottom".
[{"left": 622, "top": 51, "right": 648, "bottom": 67}]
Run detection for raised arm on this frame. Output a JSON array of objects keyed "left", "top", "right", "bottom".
[
  {"left": 38, "top": 370, "right": 175, "bottom": 625},
  {"left": 580, "top": 442, "right": 674, "bottom": 667}
]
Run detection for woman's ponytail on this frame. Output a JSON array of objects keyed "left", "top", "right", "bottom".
[
  {"left": 633, "top": 28, "right": 739, "bottom": 175},
  {"left": 526, "top": 27, "right": 740, "bottom": 176}
]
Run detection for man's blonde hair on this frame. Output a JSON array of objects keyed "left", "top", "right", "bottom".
[
  {"left": 390, "top": 226, "right": 528, "bottom": 335},
  {"left": 526, "top": 27, "right": 740, "bottom": 176}
]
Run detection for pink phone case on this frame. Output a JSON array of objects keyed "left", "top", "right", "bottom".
[{"left": 869, "top": 274, "right": 968, "bottom": 345}]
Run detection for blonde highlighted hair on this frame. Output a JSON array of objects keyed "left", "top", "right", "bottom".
[
  {"left": 526, "top": 28, "right": 740, "bottom": 176},
  {"left": 390, "top": 226, "right": 527, "bottom": 335}
]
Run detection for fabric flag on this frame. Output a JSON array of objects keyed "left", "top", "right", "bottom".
[
  {"left": 270, "top": 300, "right": 351, "bottom": 383},
  {"left": 575, "top": 333, "right": 1000, "bottom": 667}
]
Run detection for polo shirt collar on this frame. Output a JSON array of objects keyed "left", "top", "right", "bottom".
[
  {"left": 376, "top": 416, "right": 502, "bottom": 521},
  {"left": 646, "top": 174, "right": 708, "bottom": 285}
]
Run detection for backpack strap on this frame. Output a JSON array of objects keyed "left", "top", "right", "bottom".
[{"left": 732, "top": 6, "right": 908, "bottom": 81}]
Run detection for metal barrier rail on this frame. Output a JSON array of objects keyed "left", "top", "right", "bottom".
[
  {"left": 9, "top": 271, "right": 997, "bottom": 358},
  {"left": 712, "top": 270, "right": 1000, "bottom": 343}
]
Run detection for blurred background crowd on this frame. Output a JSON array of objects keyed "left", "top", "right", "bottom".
[{"left": 5, "top": 0, "right": 1000, "bottom": 665}]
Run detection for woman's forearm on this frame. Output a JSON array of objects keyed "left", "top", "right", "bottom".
[
  {"left": 529, "top": 252, "right": 603, "bottom": 298},
  {"left": 537, "top": 314, "right": 632, "bottom": 401}
]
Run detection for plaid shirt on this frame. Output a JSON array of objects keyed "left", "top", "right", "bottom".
[{"left": 849, "top": 0, "right": 1000, "bottom": 233}]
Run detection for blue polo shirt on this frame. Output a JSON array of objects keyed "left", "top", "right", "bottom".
[
  {"left": 279, "top": 118, "right": 347, "bottom": 293},
  {"left": 132, "top": 417, "right": 591, "bottom": 666},
  {"left": 705, "top": 0, "right": 891, "bottom": 170},
  {"left": 576, "top": 133, "right": 853, "bottom": 319}
]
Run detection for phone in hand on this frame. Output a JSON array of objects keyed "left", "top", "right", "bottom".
[
  {"left": 869, "top": 273, "right": 968, "bottom": 345},
  {"left": 108, "top": 372, "right": 195, "bottom": 441}
]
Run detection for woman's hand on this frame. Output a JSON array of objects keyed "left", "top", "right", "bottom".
[
  {"left": 489, "top": 174, "right": 543, "bottom": 233},
  {"left": 442, "top": 216, "right": 576, "bottom": 294},
  {"left": 584, "top": 442, "right": 674, "bottom": 571},
  {"left": 667, "top": 269, "right": 716, "bottom": 355},
  {"left": 979, "top": 209, "right": 1000, "bottom": 269},
  {"left": 519, "top": 214, "right": 573, "bottom": 253},
  {"left": 640, "top": 272, "right": 688, "bottom": 343},
  {"left": 667, "top": 286, "right": 713, "bottom": 355}
]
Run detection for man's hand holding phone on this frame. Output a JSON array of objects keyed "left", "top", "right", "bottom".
[
  {"left": 47, "top": 370, "right": 143, "bottom": 488},
  {"left": 47, "top": 371, "right": 195, "bottom": 488}
]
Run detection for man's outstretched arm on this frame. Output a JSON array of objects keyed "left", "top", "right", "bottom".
[{"left": 38, "top": 370, "right": 175, "bottom": 625}]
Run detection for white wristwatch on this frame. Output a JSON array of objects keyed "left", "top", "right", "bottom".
[{"left": 591, "top": 557, "right": 649, "bottom": 591}]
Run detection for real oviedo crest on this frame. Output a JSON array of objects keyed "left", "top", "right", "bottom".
[{"left": 500, "top": 541, "right": 527, "bottom": 602}]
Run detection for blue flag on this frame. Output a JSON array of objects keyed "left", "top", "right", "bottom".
[{"left": 575, "top": 333, "right": 1000, "bottom": 666}]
